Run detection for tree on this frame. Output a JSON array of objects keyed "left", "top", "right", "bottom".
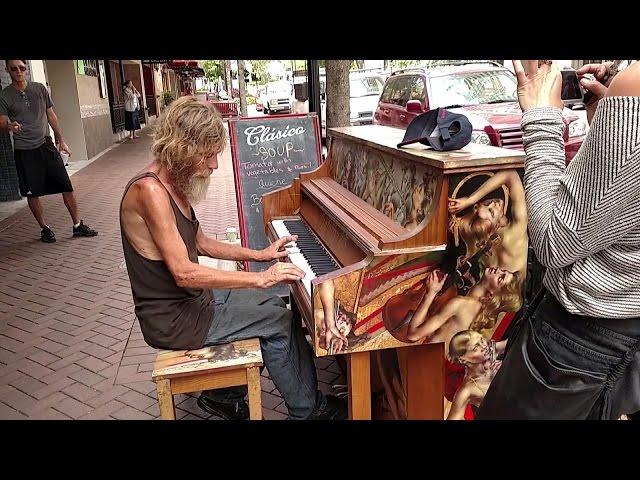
[
  {"left": 202, "top": 60, "right": 224, "bottom": 83},
  {"left": 237, "top": 60, "right": 248, "bottom": 116},
  {"left": 224, "top": 60, "right": 232, "bottom": 96},
  {"left": 249, "top": 60, "right": 270, "bottom": 83},
  {"left": 325, "top": 60, "right": 350, "bottom": 142}
]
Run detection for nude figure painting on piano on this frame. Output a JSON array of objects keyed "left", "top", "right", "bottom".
[
  {"left": 379, "top": 169, "right": 529, "bottom": 418},
  {"left": 331, "top": 140, "right": 438, "bottom": 233}
]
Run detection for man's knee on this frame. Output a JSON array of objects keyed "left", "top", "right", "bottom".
[{"left": 262, "top": 306, "right": 295, "bottom": 339}]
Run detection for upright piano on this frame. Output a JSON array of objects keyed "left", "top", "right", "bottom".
[{"left": 263, "top": 125, "right": 526, "bottom": 419}]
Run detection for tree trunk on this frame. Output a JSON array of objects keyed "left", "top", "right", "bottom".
[
  {"left": 224, "top": 60, "right": 232, "bottom": 97},
  {"left": 356, "top": 60, "right": 365, "bottom": 69},
  {"left": 237, "top": 60, "right": 248, "bottom": 117},
  {"left": 325, "top": 60, "right": 351, "bottom": 142},
  {"left": 384, "top": 59, "right": 390, "bottom": 70}
]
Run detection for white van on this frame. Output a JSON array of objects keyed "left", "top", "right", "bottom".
[
  {"left": 320, "top": 71, "right": 385, "bottom": 138},
  {"left": 263, "top": 81, "right": 294, "bottom": 114}
]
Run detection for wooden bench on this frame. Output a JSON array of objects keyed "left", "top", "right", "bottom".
[{"left": 152, "top": 338, "right": 264, "bottom": 420}]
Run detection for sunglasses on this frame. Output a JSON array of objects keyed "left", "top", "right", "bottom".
[{"left": 9, "top": 65, "right": 27, "bottom": 72}]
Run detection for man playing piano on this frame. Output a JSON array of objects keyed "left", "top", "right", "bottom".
[{"left": 119, "top": 96, "right": 347, "bottom": 420}]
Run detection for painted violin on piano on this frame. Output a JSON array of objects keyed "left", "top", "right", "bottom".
[{"left": 382, "top": 232, "right": 501, "bottom": 342}]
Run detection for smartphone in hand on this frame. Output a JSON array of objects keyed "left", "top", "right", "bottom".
[{"left": 560, "top": 69, "right": 584, "bottom": 109}]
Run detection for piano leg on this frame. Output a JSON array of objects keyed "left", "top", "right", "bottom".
[
  {"left": 403, "top": 343, "right": 445, "bottom": 420},
  {"left": 347, "top": 351, "right": 371, "bottom": 420}
]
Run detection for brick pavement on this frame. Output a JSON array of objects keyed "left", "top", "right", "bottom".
[{"left": 0, "top": 126, "right": 345, "bottom": 420}]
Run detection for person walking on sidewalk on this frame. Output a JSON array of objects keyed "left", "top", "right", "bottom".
[
  {"left": 0, "top": 60, "right": 98, "bottom": 243},
  {"left": 119, "top": 96, "right": 347, "bottom": 420},
  {"left": 123, "top": 80, "right": 142, "bottom": 141}
]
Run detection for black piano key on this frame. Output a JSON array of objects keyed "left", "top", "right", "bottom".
[{"left": 281, "top": 220, "right": 340, "bottom": 275}]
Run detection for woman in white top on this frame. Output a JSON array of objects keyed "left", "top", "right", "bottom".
[{"left": 123, "top": 80, "right": 141, "bottom": 140}]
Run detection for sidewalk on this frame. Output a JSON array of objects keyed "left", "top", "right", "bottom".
[{"left": 0, "top": 126, "right": 344, "bottom": 419}]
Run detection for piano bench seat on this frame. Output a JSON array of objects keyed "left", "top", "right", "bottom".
[{"left": 151, "top": 338, "right": 264, "bottom": 420}]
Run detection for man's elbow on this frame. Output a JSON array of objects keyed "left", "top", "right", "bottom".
[
  {"left": 171, "top": 262, "right": 196, "bottom": 288},
  {"left": 173, "top": 273, "right": 190, "bottom": 288}
]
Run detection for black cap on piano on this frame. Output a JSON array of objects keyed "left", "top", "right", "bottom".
[{"left": 397, "top": 108, "right": 472, "bottom": 151}]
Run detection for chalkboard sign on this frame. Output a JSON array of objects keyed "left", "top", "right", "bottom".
[{"left": 229, "top": 113, "right": 322, "bottom": 276}]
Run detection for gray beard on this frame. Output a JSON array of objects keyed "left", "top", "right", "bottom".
[{"left": 184, "top": 175, "right": 211, "bottom": 204}]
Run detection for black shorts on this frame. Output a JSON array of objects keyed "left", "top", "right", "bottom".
[{"left": 14, "top": 137, "right": 73, "bottom": 198}]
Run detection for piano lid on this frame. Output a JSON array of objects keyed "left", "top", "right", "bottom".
[{"left": 328, "top": 125, "right": 525, "bottom": 172}]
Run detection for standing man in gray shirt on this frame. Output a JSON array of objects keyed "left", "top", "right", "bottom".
[{"left": 0, "top": 60, "right": 97, "bottom": 243}]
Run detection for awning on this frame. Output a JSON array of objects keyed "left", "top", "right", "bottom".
[
  {"left": 168, "top": 60, "right": 199, "bottom": 69},
  {"left": 166, "top": 60, "right": 204, "bottom": 78},
  {"left": 173, "top": 67, "right": 205, "bottom": 78}
]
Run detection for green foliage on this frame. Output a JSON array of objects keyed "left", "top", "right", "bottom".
[
  {"left": 162, "top": 91, "right": 176, "bottom": 106},
  {"left": 248, "top": 60, "right": 270, "bottom": 82},
  {"left": 201, "top": 60, "right": 224, "bottom": 81}
]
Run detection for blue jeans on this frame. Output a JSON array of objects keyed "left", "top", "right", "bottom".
[
  {"left": 202, "top": 289, "right": 324, "bottom": 420},
  {"left": 477, "top": 293, "right": 640, "bottom": 420}
]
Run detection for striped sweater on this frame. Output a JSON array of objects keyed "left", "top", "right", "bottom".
[{"left": 522, "top": 97, "right": 640, "bottom": 318}]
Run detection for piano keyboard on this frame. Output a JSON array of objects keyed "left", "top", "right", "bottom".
[{"left": 271, "top": 219, "right": 341, "bottom": 296}]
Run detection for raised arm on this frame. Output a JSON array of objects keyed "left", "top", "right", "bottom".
[
  {"left": 449, "top": 169, "right": 527, "bottom": 226},
  {"left": 521, "top": 64, "right": 640, "bottom": 269},
  {"left": 406, "top": 271, "right": 454, "bottom": 342}
]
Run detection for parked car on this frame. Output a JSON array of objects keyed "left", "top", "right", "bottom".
[
  {"left": 320, "top": 71, "right": 385, "bottom": 138},
  {"left": 373, "top": 61, "right": 586, "bottom": 163},
  {"left": 263, "top": 81, "right": 293, "bottom": 114}
]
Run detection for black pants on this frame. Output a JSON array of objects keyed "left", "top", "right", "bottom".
[
  {"left": 14, "top": 137, "right": 73, "bottom": 198},
  {"left": 477, "top": 293, "right": 640, "bottom": 420}
]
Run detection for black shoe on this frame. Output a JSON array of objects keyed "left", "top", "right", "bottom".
[
  {"left": 41, "top": 226, "right": 56, "bottom": 243},
  {"left": 73, "top": 220, "right": 98, "bottom": 237},
  {"left": 197, "top": 393, "right": 250, "bottom": 420},
  {"left": 309, "top": 394, "right": 348, "bottom": 420}
]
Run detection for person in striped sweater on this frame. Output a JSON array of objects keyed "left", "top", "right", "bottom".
[{"left": 476, "top": 60, "right": 640, "bottom": 420}]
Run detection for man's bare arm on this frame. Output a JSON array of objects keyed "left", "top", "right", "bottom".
[
  {"left": 134, "top": 180, "right": 270, "bottom": 289},
  {"left": 196, "top": 226, "right": 298, "bottom": 263},
  {"left": 195, "top": 226, "right": 266, "bottom": 262},
  {"left": 0, "top": 114, "right": 21, "bottom": 133},
  {"left": 45, "top": 108, "right": 64, "bottom": 143}
]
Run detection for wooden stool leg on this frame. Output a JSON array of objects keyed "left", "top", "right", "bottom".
[
  {"left": 347, "top": 351, "right": 371, "bottom": 420},
  {"left": 156, "top": 379, "right": 176, "bottom": 420},
  {"left": 246, "top": 366, "right": 262, "bottom": 420}
]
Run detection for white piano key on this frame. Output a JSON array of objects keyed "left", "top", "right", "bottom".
[
  {"left": 272, "top": 220, "right": 294, "bottom": 245},
  {"left": 288, "top": 252, "right": 315, "bottom": 297}
]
